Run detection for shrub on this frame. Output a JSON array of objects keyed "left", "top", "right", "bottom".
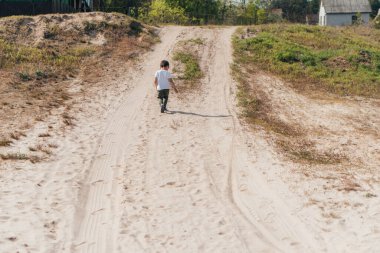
[{"left": 140, "top": 0, "right": 189, "bottom": 25}]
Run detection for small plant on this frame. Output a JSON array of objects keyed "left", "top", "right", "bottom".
[
  {"left": 35, "top": 70, "right": 47, "bottom": 79},
  {"left": 17, "top": 72, "right": 32, "bottom": 81}
]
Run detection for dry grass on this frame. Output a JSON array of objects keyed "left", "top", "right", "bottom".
[{"left": 0, "top": 12, "right": 158, "bottom": 150}]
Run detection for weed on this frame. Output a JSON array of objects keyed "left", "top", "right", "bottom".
[
  {"left": 17, "top": 72, "right": 32, "bottom": 81},
  {"left": 173, "top": 52, "right": 202, "bottom": 81},
  {"left": 35, "top": 70, "right": 47, "bottom": 79}
]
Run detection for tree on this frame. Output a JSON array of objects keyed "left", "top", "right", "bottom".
[
  {"left": 140, "top": 0, "right": 189, "bottom": 24},
  {"left": 272, "top": 0, "right": 309, "bottom": 22},
  {"left": 370, "top": 0, "right": 380, "bottom": 17}
]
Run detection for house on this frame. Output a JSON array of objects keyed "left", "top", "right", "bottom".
[
  {"left": 0, "top": 0, "right": 95, "bottom": 17},
  {"left": 319, "top": 0, "right": 372, "bottom": 26}
]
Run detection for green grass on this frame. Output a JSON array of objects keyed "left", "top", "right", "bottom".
[
  {"left": 233, "top": 24, "right": 380, "bottom": 97},
  {"left": 173, "top": 52, "right": 202, "bottom": 81}
]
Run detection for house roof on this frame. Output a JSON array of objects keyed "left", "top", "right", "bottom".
[{"left": 322, "top": 0, "right": 372, "bottom": 13}]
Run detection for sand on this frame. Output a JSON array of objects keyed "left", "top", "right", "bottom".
[{"left": 1, "top": 26, "right": 379, "bottom": 253}]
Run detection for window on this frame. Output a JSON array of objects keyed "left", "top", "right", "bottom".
[{"left": 352, "top": 15, "right": 358, "bottom": 24}]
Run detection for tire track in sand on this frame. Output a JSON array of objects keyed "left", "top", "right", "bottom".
[
  {"left": 72, "top": 27, "right": 184, "bottom": 253},
  {"left": 74, "top": 26, "right": 324, "bottom": 253}
]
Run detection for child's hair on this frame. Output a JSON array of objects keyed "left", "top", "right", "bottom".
[{"left": 160, "top": 60, "right": 170, "bottom": 68}]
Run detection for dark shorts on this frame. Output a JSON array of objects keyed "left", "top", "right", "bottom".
[{"left": 157, "top": 89, "right": 170, "bottom": 99}]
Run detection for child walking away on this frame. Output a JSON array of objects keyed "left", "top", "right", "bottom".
[{"left": 154, "top": 60, "right": 178, "bottom": 113}]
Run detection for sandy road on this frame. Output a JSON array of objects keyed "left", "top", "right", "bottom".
[
  {"left": 71, "top": 26, "right": 324, "bottom": 253},
  {"left": 1, "top": 24, "right": 379, "bottom": 253}
]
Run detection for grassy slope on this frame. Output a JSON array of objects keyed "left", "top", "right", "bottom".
[{"left": 233, "top": 24, "right": 380, "bottom": 98}]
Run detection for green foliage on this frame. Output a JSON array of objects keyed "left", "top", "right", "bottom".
[
  {"left": 140, "top": 0, "right": 188, "bottom": 24},
  {"left": 233, "top": 24, "right": 380, "bottom": 97},
  {"left": 272, "top": 0, "right": 314, "bottom": 22},
  {"left": 173, "top": 52, "right": 202, "bottom": 80},
  {"left": 370, "top": 0, "right": 380, "bottom": 17},
  {"left": 257, "top": 9, "right": 267, "bottom": 24}
]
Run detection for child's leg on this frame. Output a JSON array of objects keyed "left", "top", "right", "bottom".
[
  {"left": 163, "top": 89, "right": 170, "bottom": 110},
  {"left": 157, "top": 90, "right": 164, "bottom": 106}
]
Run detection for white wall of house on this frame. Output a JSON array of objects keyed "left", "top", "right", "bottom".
[
  {"left": 319, "top": 1, "right": 371, "bottom": 26},
  {"left": 324, "top": 13, "right": 370, "bottom": 26}
]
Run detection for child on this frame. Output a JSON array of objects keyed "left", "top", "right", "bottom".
[{"left": 154, "top": 60, "right": 178, "bottom": 113}]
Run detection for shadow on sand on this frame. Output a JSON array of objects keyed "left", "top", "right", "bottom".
[{"left": 165, "top": 110, "right": 231, "bottom": 118}]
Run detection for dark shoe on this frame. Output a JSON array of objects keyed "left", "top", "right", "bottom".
[{"left": 161, "top": 105, "right": 165, "bottom": 113}]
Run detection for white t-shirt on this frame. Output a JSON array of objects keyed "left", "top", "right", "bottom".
[{"left": 155, "top": 70, "right": 172, "bottom": 90}]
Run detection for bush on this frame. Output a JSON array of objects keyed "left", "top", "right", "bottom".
[{"left": 140, "top": 0, "right": 189, "bottom": 25}]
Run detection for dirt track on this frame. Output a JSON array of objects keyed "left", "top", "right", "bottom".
[
  {"left": 70, "top": 27, "right": 320, "bottom": 253},
  {"left": 1, "top": 26, "right": 379, "bottom": 253}
]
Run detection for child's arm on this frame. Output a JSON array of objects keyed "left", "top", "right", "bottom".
[
  {"left": 169, "top": 78, "right": 178, "bottom": 93},
  {"left": 154, "top": 77, "right": 158, "bottom": 89}
]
